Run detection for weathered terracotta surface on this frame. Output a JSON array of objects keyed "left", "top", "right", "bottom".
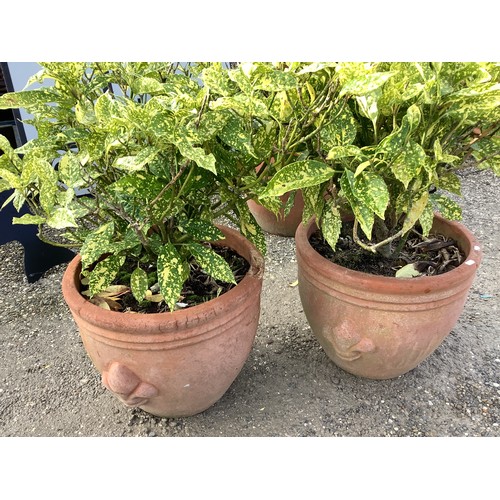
[
  {"left": 62, "top": 225, "right": 265, "bottom": 417},
  {"left": 295, "top": 215, "right": 482, "bottom": 379},
  {"left": 247, "top": 190, "right": 304, "bottom": 237}
]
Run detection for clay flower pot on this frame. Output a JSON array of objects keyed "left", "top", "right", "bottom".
[
  {"left": 62, "top": 225, "right": 265, "bottom": 417},
  {"left": 295, "top": 215, "right": 482, "bottom": 380},
  {"left": 247, "top": 190, "right": 304, "bottom": 237}
]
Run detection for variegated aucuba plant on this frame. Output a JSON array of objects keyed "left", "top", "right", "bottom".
[
  {"left": 258, "top": 62, "right": 500, "bottom": 257},
  {"left": 200, "top": 62, "right": 349, "bottom": 220},
  {"left": 0, "top": 62, "right": 268, "bottom": 311}
]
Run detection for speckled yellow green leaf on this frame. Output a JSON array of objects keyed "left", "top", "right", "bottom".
[
  {"left": 189, "top": 243, "right": 236, "bottom": 284},
  {"left": 157, "top": 243, "right": 189, "bottom": 312},
  {"left": 130, "top": 267, "right": 149, "bottom": 302},
  {"left": 260, "top": 160, "right": 333, "bottom": 199}
]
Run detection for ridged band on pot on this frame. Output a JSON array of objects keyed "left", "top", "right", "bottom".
[
  {"left": 62, "top": 225, "right": 265, "bottom": 417},
  {"left": 295, "top": 214, "right": 482, "bottom": 380},
  {"left": 247, "top": 190, "right": 304, "bottom": 237}
]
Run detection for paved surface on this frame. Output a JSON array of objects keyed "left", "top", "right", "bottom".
[{"left": 0, "top": 167, "right": 498, "bottom": 439}]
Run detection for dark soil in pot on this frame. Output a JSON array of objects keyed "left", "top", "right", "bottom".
[
  {"left": 309, "top": 221, "right": 465, "bottom": 278},
  {"left": 81, "top": 245, "right": 250, "bottom": 314}
]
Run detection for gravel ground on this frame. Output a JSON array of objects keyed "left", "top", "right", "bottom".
[{"left": 0, "top": 167, "right": 499, "bottom": 440}]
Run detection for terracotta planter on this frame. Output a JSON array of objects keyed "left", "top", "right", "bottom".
[
  {"left": 62, "top": 225, "right": 265, "bottom": 417},
  {"left": 295, "top": 215, "right": 482, "bottom": 379},
  {"left": 247, "top": 190, "right": 304, "bottom": 237}
]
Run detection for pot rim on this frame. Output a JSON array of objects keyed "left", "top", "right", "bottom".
[
  {"left": 295, "top": 213, "right": 482, "bottom": 295},
  {"left": 62, "top": 224, "right": 265, "bottom": 334}
]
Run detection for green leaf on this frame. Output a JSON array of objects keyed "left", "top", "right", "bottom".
[
  {"left": 12, "top": 190, "right": 26, "bottom": 212},
  {"left": 149, "top": 111, "right": 176, "bottom": 140},
  {"left": 108, "top": 171, "right": 159, "bottom": 198},
  {"left": 80, "top": 222, "right": 115, "bottom": 268},
  {"left": 157, "top": 243, "right": 189, "bottom": 312},
  {"left": 46, "top": 207, "right": 79, "bottom": 229},
  {"left": 339, "top": 71, "right": 395, "bottom": 97},
  {"left": 178, "top": 218, "right": 224, "bottom": 241},
  {"left": 95, "top": 93, "right": 122, "bottom": 126},
  {"left": 187, "top": 110, "right": 232, "bottom": 142},
  {"left": 430, "top": 193, "right": 462, "bottom": 221},
  {"left": 402, "top": 191, "right": 429, "bottom": 234},
  {"left": 254, "top": 194, "right": 282, "bottom": 216},
  {"left": 1, "top": 190, "right": 15, "bottom": 210},
  {"left": 405, "top": 104, "right": 422, "bottom": 131},
  {"left": 253, "top": 68, "right": 298, "bottom": 92},
  {"left": 75, "top": 100, "right": 96, "bottom": 126},
  {"left": 253, "top": 121, "right": 277, "bottom": 158},
  {"left": 269, "top": 90, "right": 294, "bottom": 121},
  {"left": 438, "top": 171, "right": 462, "bottom": 195},
  {"left": 131, "top": 77, "right": 165, "bottom": 95},
  {"left": 0, "top": 88, "right": 60, "bottom": 111},
  {"left": 0, "top": 134, "right": 14, "bottom": 154},
  {"left": 237, "top": 200, "right": 267, "bottom": 256},
  {"left": 433, "top": 139, "right": 443, "bottom": 161},
  {"left": 378, "top": 118, "right": 412, "bottom": 161},
  {"left": 320, "top": 106, "right": 358, "bottom": 150},
  {"left": 283, "top": 190, "right": 296, "bottom": 218},
  {"left": 353, "top": 172, "right": 389, "bottom": 219},
  {"left": 109, "top": 171, "right": 177, "bottom": 222},
  {"left": 340, "top": 170, "right": 374, "bottom": 239},
  {"left": 175, "top": 136, "right": 217, "bottom": 174},
  {"left": 227, "top": 65, "right": 254, "bottom": 94},
  {"left": 433, "top": 139, "right": 460, "bottom": 165},
  {"left": 390, "top": 141, "right": 426, "bottom": 188},
  {"left": 0, "top": 168, "right": 22, "bottom": 189},
  {"left": 297, "top": 62, "right": 331, "bottom": 74},
  {"left": 130, "top": 267, "right": 149, "bottom": 302},
  {"left": 321, "top": 200, "right": 342, "bottom": 251},
  {"left": 395, "top": 263, "right": 422, "bottom": 279},
  {"left": 113, "top": 147, "right": 158, "bottom": 172},
  {"left": 301, "top": 184, "right": 324, "bottom": 225},
  {"left": 211, "top": 95, "right": 270, "bottom": 120},
  {"left": 260, "top": 160, "right": 333, "bottom": 198},
  {"left": 23, "top": 157, "right": 59, "bottom": 211},
  {"left": 356, "top": 90, "right": 381, "bottom": 124},
  {"left": 326, "top": 145, "right": 363, "bottom": 161},
  {"left": 189, "top": 243, "right": 236, "bottom": 284},
  {"left": 59, "top": 152, "right": 85, "bottom": 188},
  {"left": 419, "top": 201, "right": 434, "bottom": 237},
  {"left": 218, "top": 115, "right": 255, "bottom": 158},
  {"left": 354, "top": 160, "right": 372, "bottom": 177},
  {"left": 201, "top": 64, "right": 235, "bottom": 96},
  {"left": 88, "top": 255, "right": 124, "bottom": 297},
  {"left": 0, "top": 178, "right": 11, "bottom": 194},
  {"left": 472, "top": 137, "right": 500, "bottom": 175},
  {"left": 12, "top": 213, "right": 46, "bottom": 225}
]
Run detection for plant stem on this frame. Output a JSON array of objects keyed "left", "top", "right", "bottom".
[
  {"left": 149, "top": 159, "right": 190, "bottom": 211},
  {"left": 37, "top": 227, "right": 79, "bottom": 249},
  {"left": 352, "top": 219, "right": 405, "bottom": 254}
]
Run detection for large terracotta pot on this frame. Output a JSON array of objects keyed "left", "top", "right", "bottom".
[
  {"left": 62, "top": 225, "right": 265, "bottom": 417},
  {"left": 295, "top": 215, "right": 482, "bottom": 380},
  {"left": 247, "top": 190, "right": 304, "bottom": 237}
]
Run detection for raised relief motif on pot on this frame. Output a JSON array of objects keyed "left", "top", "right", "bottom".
[
  {"left": 324, "top": 317, "right": 376, "bottom": 362},
  {"left": 102, "top": 362, "right": 159, "bottom": 407}
]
